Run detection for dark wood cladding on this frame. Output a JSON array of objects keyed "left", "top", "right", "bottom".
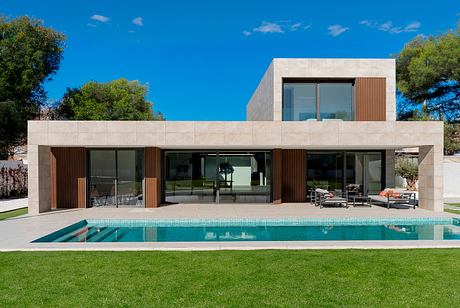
[
  {"left": 50, "top": 147, "right": 86, "bottom": 209},
  {"left": 355, "top": 77, "right": 386, "bottom": 121},
  {"left": 272, "top": 149, "right": 282, "bottom": 204},
  {"left": 281, "top": 149, "right": 306, "bottom": 202},
  {"left": 145, "top": 147, "right": 162, "bottom": 208}
]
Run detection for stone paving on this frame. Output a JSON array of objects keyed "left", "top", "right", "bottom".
[
  {"left": 0, "top": 203, "right": 458, "bottom": 251},
  {"left": 0, "top": 198, "right": 27, "bottom": 213}
]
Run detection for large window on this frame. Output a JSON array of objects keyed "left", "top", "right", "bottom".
[
  {"left": 164, "top": 151, "right": 271, "bottom": 203},
  {"left": 283, "top": 80, "right": 354, "bottom": 121},
  {"left": 307, "top": 151, "right": 383, "bottom": 197},
  {"left": 88, "top": 149, "right": 144, "bottom": 208}
]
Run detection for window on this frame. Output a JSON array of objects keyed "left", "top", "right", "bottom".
[
  {"left": 283, "top": 80, "right": 354, "bottom": 121},
  {"left": 283, "top": 83, "right": 317, "bottom": 121}
]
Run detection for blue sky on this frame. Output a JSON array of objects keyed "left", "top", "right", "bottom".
[{"left": 1, "top": 0, "right": 459, "bottom": 120}]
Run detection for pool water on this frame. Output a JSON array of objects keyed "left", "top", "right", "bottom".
[{"left": 33, "top": 218, "right": 460, "bottom": 243}]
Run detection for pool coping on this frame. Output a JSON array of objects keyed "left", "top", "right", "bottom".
[
  {"left": 25, "top": 216, "right": 460, "bottom": 250},
  {"left": 2, "top": 205, "right": 460, "bottom": 251},
  {"left": 4, "top": 240, "right": 460, "bottom": 251}
]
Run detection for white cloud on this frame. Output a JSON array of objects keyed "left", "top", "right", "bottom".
[
  {"left": 360, "top": 20, "right": 421, "bottom": 34},
  {"left": 253, "top": 21, "right": 284, "bottom": 34},
  {"left": 359, "top": 20, "right": 378, "bottom": 28},
  {"left": 290, "top": 22, "right": 301, "bottom": 31},
  {"left": 327, "top": 24, "right": 349, "bottom": 37},
  {"left": 87, "top": 23, "right": 97, "bottom": 28},
  {"left": 132, "top": 17, "right": 143, "bottom": 26},
  {"left": 244, "top": 20, "right": 311, "bottom": 36},
  {"left": 128, "top": 30, "right": 136, "bottom": 33},
  {"left": 90, "top": 14, "right": 110, "bottom": 23}
]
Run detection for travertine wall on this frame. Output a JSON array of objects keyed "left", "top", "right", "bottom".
[
  {"left": 246, "top": 62, "right": 274, "bottom": 121},
  {"left": 28, "top": 120, "right": 444, "bottom": 212},
  {"left": 28, "top": 145, "right": 51, "bottom": 215},
  {"left": 419, "top": 145, "right": 444, "bottom": 212},
  {"left": 247, "top": 58, "right": 396, "bottom": 121}
]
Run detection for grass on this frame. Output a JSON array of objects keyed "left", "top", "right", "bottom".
[
  {"left": 0, "top": 208, "right": 27, "bottom": 221},
  {"left": 445, "top": 208, "right": 460, "bottom": 215},
  {"left": 1, "top": 250, "right": 460, "bottom": 307}
]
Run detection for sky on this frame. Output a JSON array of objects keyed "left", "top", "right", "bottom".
[{"left": 1, "top": 0, "right": 459, "bottom": 120}]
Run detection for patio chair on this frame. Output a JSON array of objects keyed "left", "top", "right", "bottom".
[
  {"left": 368, "top": 188, "right": 417, "bottom": 209},
  {"left": 315, "top": 189, "right": 349, "bottom": 208}
]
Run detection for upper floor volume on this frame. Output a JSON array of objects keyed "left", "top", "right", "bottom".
[{"left": 247, "top": 58, "right": 395, "bottom": 122}]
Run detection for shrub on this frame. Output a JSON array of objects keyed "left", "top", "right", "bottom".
[{"left": 395, "top": 156, "right": 418, "bottom": 191}]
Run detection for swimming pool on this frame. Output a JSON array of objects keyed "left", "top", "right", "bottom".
[{"left": 33, "top": 218, "right": 460, "bottom": 243}]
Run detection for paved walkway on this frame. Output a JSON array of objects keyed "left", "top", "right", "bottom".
[
  {"left": 0, "top": 203, "right": 459, "bottom": 251},
  {"left": 0, "top": 198, "right": 27, "bottom": 213}
]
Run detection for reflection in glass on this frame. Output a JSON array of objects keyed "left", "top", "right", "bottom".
[
  {"left": 165, "top": 151, "right": 271, "bottom": 203},
  {"left": 346, "top": 152, "right": 382, "bottom": 195},
  {"left": 89, "top": 149, "right": 144, "bottom": 208},
  {"left": 283, "top": 83, "right": 317, "bottom": 121},
  {"left": 307, "top": 152, "right": 344, "bottom": 192},
  {"left": 164, "top": 152, "right": 217, "bottom": 203},
  {"left": 218, "top": 152, "right": 271, "bottom": 203},
  {"left": 89, "top": 150, "right": 116, "bottom": 207},
  {"left": 319, "top": 83, "right": 353, "bottom": 120},
  {"left": 117, "top": 150, "right": 144, "bottom": 206}
]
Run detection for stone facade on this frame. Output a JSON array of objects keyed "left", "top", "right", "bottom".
[
  {"left": 27, "top": 58, "right": 444, "bottom": 214},
  {"left": 247, "top": 58, "right": 396, "bottom": 121}
]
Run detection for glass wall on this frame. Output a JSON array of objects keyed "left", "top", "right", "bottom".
[
  {"left": 307, "top": 151, "right": 383, "bottom": 197},
  {"left": 345, "top": 152, "right": 382, "bottom": 195},
  {"left": 88, "top": 149, "right": 144, "bottom": 208},
  {"left": 319, "top": 83, "right": 353, "bottom": 120},
  {"left": 283, "top": 81, "right": 354, "bottom": 121},
  {"left": 283, "top": 83, "right": 317, "bottom": 121},
  {"left": 307, "top": 152, "right": 344, "bottom": 193},
  {"left": 164, "top": 151, "right": 271, "bottom": 203}
]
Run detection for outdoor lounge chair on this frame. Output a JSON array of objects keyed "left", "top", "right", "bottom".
[
  {"left": 368, "top": 189, "right": 417, "bottom": 209},
  {"left": 314, "top": 189, "right": 349, "bottom": 208}
]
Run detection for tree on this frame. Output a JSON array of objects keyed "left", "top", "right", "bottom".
[
  {"left": 0, "top": 102, "right": 27, "bottom": 159},
  {"left": 444, "top": 123, "right": 460, "bottom": 155},
  {"left": 55, "top": 78, "right": 163, "bottom": 120},
  {"left": 395, "top": 24, "right": 460, "bottom": 120},
  {"left": 395, "top": 156, "right": 418, "bottom": 191},
  {"left": 0, "top": 16, "right": 66, "bottom": 159}
]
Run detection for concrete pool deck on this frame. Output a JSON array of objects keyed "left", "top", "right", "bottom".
[{"left": 1, "top": 203, "right": 459, "bottom": 251}]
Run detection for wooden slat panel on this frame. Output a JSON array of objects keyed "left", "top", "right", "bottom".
[
  {"left": 145, "top": 147, "right": 162, "bottom": 208},
  {"left": 50, "top": 147, "right": 86, "bottom": 209},
  {"left": 281, "top": 149, "right": 306, "bottom": 202},
  {"left": 272, "top": 149, "right": 282, "bottom": 204},
  {"left": 355, "top": 77, "right": 386, "bottom": 121}
]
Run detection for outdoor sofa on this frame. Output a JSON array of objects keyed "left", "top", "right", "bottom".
[{"left": 368, "top": 189, "right": 417, "bottom": 209}]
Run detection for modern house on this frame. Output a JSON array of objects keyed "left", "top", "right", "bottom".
[{"left": 27, "top": 58, "right": 444, "bottom": 214}]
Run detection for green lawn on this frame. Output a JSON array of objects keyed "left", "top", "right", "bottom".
[
  {"left": 0, "top": 207, "right": 27, "bottom": 221},
  {"left": 445, "top": 208, "right": 460, "bottom": 215},
  {"left": 1, "top": 250, "right": 460, "bottom": 306}
]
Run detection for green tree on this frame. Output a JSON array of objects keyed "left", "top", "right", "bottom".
[
  {"left": 444, "top": 123, "right": 460, "bottom": 155},
  {"left": 0, "top": 16, "right": 66, "bottom": 158},
  {"left": 395, "top": 156, "right": 418, "bottom": 191},
  {"left": 55, "top": 78, "right": 163, "bottom": 120},
  {"left": 396, "top": 24, "right": 460, "bottom": 119}
]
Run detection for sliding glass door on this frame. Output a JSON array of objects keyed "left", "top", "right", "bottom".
[
  {"left": 307, "top": 151, "right": 383, "bottom": 196},
  {"left": 164, "top": 151, "right": 271, "bottom": 203},
  {"left": 346, "top": 152, "right": 382, "bottom": 195},
  {"left": 88, "top": 149, "right": 144, "bottom": 208}
]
